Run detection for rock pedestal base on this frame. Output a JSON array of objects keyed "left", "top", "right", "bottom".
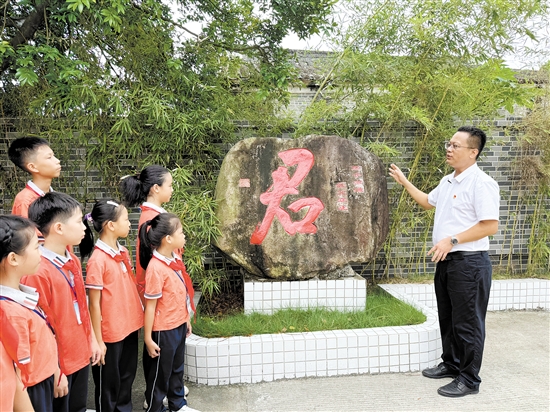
[{"left": 244, "top": 275, "right": 367, "bottom": 315}]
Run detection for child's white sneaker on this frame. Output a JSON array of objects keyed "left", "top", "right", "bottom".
[
  {"left": 174, "top": 405, "right": 200, "bottom": 412},
  {"left": 176, "top": 405, "right": 200, "bottom": 412},
  {"left": 143, "top": 386, "right": 188, "bottom": 409},
  {"left": 143, "top": 397, "right": 169, "bottom": 409}
]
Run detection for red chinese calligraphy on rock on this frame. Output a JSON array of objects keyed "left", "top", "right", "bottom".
[{"left": 250, "top": 148, "right": 325, "bottom": 245}]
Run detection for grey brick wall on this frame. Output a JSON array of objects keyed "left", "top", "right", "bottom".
[{"left": 1, "top": 96, "right": 547, "bottom": 284}]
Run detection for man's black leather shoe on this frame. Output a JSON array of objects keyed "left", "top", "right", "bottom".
[
  {"left": 437, "top": 379, "right": 479, "bottom": 397},
  {"left": 421, "top": 363, "right": 458, "bottom": 379}
]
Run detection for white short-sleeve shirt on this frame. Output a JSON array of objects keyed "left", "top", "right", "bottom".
[{"left": 427, "top": 163, "right": 500, "bottom": 251}]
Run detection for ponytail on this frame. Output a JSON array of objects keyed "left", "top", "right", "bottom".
[
  {"left": 138, "top": 220, "right": 154, "bottom": 270},
  {"left": 120, "top": 175, "right": 143, "bottom": 208},
  {"left": 138, "top": 213, "right": 180, "bottom": 270},
  {"left": 79, "top": 217, "right": 94, "bottom": 261},
  {"left": 79, "top": 215, "right": 95, "bottom": 259},
  {"left": 120, "top": 165, "right": 170, "bottom": 208}
]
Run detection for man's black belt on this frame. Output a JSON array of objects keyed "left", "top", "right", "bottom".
[{"left": 444, "top": 251, "right": 485, "bottom": 260}]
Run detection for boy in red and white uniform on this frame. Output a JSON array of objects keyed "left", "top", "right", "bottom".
[
  {"left": 8, "top": 137, "right": 61, "bottom": 219},
  {"left": 21, "top": 192, "right": 101, "bottom": 412}
]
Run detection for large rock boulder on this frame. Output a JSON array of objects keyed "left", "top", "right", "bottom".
[{"left": 214, "top": 135, "right": 389, "bottom": 280}]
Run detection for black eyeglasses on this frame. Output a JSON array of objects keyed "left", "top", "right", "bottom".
[{"left": 444, "top": 142, "right": 476, "bottom": 151}]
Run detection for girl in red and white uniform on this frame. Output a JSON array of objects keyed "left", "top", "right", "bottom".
[
  {"left": 0, "top": 215, "right": 67, "bottom": 411},
  {"left": 119, "top": 165, "right": 173, "bottom": 304},
  {"left": 139, "top": 213, "right": 197, "bottom": 412},
  {"left": 81, "top": 200, "right": 144, "bottom": 412}
]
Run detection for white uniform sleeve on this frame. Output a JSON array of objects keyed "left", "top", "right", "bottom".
[{"left": 475, "top": 178, "right": 500, "bottom": 221}]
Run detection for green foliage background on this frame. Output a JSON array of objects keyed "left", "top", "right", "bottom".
[
  {"left": 1, "top": 0, "right": 549, "bottom": 293},
  {"left": 1, "top": 0, "right": 335, "bottom": 292},
  {"left": 293, "top": 0, "right": 550, "bottom": 277}
]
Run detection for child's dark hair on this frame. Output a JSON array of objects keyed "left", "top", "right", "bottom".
[
  {"left": 0, "top": 215, "right": 36, "bottom": 263},
  {"left": 27, "top": 192, "right": 90, "bottom": 244},
  {"left": 120, "top": 165, "right": 170, "bottom": 208},
  {"left": 79, "top": 200, "right": 127, "bottom": 259},
  {"left": 138, "top": 213, "right": 181, "bottom": 270},
  {"left": 8, "top": 137, "right": 50, "bottom": 173}
]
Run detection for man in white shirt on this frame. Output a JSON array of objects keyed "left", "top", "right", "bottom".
[{"left": 389, "top": 126, "right": 500, "bottom": 397}]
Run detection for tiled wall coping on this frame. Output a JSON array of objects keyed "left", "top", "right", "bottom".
[
  {"left": 184, "top": 279, "right": 550, "bottom": 386},
  {"left": 244, "top": 275, "right": 367, "bottom": 315}
]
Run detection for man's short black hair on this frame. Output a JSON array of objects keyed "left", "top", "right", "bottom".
[
  {"left": 28, "top": 192, "right": 81, "bottom": 236},
  {"left": 8, "top": 137, "right": 51, "bottom": 173},
  {"left": 457, "top": 126, "right": 487, "bottom": 159}
]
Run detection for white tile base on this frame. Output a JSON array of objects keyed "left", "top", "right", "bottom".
[
  {"left": 243, "top": 275, "right": 367, "bottom": 314},
  {"left": 185, "top": 279, "right": 549, "bottom": 385}
]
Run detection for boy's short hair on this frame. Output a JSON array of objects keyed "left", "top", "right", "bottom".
[
  {"left": 28, "top": 192, "right": 81, "bottom": 236},
  {"left": 8, "top": 137, "right": 51, "bottom": 173}
]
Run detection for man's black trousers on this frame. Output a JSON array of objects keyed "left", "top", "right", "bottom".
[{"left": 434, "top": 251, "right": 492, "bottom": 389}]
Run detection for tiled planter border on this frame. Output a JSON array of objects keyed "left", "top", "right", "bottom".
[
  {"left": 243, "top": 275, "right": 367, "bottom": 315},
  {"left": 184, "top": 279, "right": 550, "bottom": 386}
]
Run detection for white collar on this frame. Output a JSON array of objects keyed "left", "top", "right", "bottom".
[
  {"left": 152, "top": 249, "right": 180, "bottom": 265},
  {"left": 0, "top": 284, "right": 39, "bottom": 310},
  {"left": 40, "top": 245, "right": 71, "bottom": 268},
  {"left": 27, "top": 181, "right": 52, "bottom": 196},
  {"left": 452, "top": 163, "right": 479, "bottom": 183},
  {"left": 95, "top": 239, "right": 122, "bottom": 258},
  {"left": 141, "top": 202, "right": 167, "bottom": 214}
]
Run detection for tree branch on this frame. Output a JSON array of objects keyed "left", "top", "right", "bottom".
[
  {"left": 130, "top": 2, "right": 201, "bottom": 39},
  {"left": 129, "top": 1, "right": 269, "bottom": 57},
  {"left": 0, "top": 18, "right": 18, "bottom": 28},
  {"left": 1, "top": 1, "right": 48, "bottom": 74}
]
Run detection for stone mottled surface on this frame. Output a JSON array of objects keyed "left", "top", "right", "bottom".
[{"left": 214, "top": 135, "right": 389, "bottom": 280}]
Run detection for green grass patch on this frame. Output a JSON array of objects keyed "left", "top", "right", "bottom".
[
  {"left": 492, "top": 271, "right": 550, "bottom": 280},
  {"left": 194, "top": 286, "right": 426, "bottom": 338}
]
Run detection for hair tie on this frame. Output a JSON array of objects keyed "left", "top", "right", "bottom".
[
  {"left": 85, "top": 213, "right": 93, "bottom": 223},
  {"left": 106, "top": 201, "right": 119, "bottom": 207},
  {"left": 120, "top": 175, "right": 132, "bottom": 181}
]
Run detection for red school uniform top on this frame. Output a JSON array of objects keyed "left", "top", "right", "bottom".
[
  {"left": 135, "top": 202, "right": 166, "bottom": 301},
  {"left": 12, "top": 181, "right": 51, "bottom": 241},
  {"left": 1, "top": 305, "right": 20, "bottom": 410},
  {"left": 0, "top": 341, "right": 16, "bottom": 411},
  {"left": 0, "top": 284, "right": 58, "bottom": 387},
  {"left": 144, "top": 250, "right": 190, "bottom": 331},
  {"left": 85, "top": 240, "right": 144, "bottom": 342},
  {"left": 21, "top": 248, "right": 92, "bottom": 376},
  {"left": 11, "top": 181, "right": 52, "bottom": 218}
]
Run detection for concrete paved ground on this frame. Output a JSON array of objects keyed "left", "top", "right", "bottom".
[{"left": 87, "top": 310, "right": 549, "bottom": 411}]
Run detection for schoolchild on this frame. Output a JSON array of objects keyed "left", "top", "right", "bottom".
[
  {"left": 0, "top": 325, "right": 20, "bottom": 412},
  {"left": 140, "top": 213, "right": 198, "bottom": 412},
  {"left": 8, "top": 137, "right": 61, "bottom": 218},
  {"left": 80, "top": 200, "right": 144, "bottom": 412},
  {"left": 21, "top": 192, "right": 102, "bottom": 412},
  {"left": 119, "top": 165, "right": 173, "bottom": 302},
  {"left": 0, "top": 215, "right": 68, "bottom": 411},
  {"left": 1, "top": 306, "right": 35, "bottom": 412},
  {"left": 120, "top": 165, "right": 185, "bottom": 408}
]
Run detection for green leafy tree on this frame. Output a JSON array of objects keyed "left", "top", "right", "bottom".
[
  {"left": 1, "top": 1, "right": 335, "bottom": 169},
  {"left": 0, "top": 0, "right": 335, "bottom": 287}
]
